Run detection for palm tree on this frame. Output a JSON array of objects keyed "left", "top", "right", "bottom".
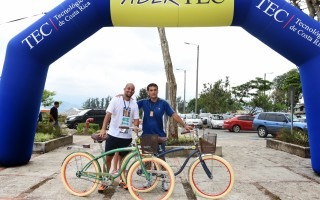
[{"left": 157, "top": 27, "right": 178, "bottom": 140}]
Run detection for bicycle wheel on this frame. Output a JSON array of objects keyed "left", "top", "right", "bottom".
[
  {"left": 127, "top": 157, "right": 175, "bottom": 200},
  {"left": 120, "top": 151, "right": 138, "bottom": 184},
  {"left": 127, "top": 159, "right": 161, "bottom": 193},
  {"left": 188, "top": 154, "right": 235, "bottom": 199},
  {"left": 61, "top": 152, "right": 101, "bottom": 197}
]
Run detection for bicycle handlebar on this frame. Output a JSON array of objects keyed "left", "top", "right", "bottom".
[
  {"left": 119, "top": 126, "right": 141, "bottom": 132},
  {"left": 181, "top": 128, "right": 197, "bottom": 134}
]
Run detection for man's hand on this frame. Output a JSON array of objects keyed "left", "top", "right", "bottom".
[
  {"left": 99, "top": 129, "right": 107, "bottom": 138},
  {"left": 183, "top": 124, "right": 193, "bottom": 131},
  {"left": 133, "top": 126, "right": 141, "bottom": 133}
]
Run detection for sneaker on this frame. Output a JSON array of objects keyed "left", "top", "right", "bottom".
[
  {"left": 161, "top": 179, "right": 168, "bottom": 192},
  {"left": 98, "top": 184, "right": 108, "bottom": 193},
  {"left": 119, "top": 180, "right": 128, "bottom": 190},
  {"left": 143, "top": 180, "right": 151, "bottom": 188}
]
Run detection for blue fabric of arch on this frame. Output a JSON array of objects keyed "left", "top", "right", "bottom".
[{"left": 1, "top": 0, "right": 320, "bottom": 175}]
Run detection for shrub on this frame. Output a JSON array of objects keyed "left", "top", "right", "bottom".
[
  {"left": 166, "top": 135, "right": 196, "bottom": 146},
  {"left": 76, "top": 123, "right": 100, "bottom": 134},
  {"left": 34, "top": 133, "right": 55, "bottom": 142},
  {"left": 35, "top": 121, "right": 67, "bottom": 141},
  {"left": 276, "top": 128, "right": 309, "bottom": 147}
]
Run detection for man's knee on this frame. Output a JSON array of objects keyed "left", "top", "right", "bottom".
[{"left": 106, "top": 155, "right": 113, "bottom": 162}]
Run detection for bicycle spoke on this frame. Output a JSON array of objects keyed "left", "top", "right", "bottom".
[
  {"left": 127, "top": 157, "right": 175, "bottom": 200},
  {"left": 189, "top": 155, "right": 234, "bottom": 199},
  {"left": 61, "top": 152, "right": 100, "bottom": 197}
]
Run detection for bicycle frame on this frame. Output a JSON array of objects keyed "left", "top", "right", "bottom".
[
  {"left": 74, "top": 145, "right": 152, "bottom": 184},
  {"left": 154, "top": 131, "right": 213, "bottom": 179},
  {"left": 156, "top": 146, "right": 199, "bottom": 176}
]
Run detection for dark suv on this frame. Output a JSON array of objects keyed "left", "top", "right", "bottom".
[
  {"left": 65, "top": 109, "right": 106, "bottom": 129},
  {"left": 252, "top": 112, "right": 308, "bottom": 138}
]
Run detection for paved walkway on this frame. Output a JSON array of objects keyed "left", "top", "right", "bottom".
[{"left": 0, "top": 131, "right": 320, "bottom": 199}]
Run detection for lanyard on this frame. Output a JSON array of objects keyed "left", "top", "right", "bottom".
[
  {"left": 123, "top": 97, "right": 130, "bottom": 110},
  {"left": 148, "top": 99, "right": 157, "bottom": 111}
]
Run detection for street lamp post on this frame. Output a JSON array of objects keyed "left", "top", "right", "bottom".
[
  {"left": 176, "top": 68, "right": 186, "bottom": 113},
  {"left": 263, "top": 72, "right": 273, "bottom": 95},
  {"left": 185, "top": 42, "right": 199, "bottom": 114}
]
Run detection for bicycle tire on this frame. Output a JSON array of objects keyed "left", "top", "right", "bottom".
[
  {"left": 128, "top": 159, "right": 161, "bottom": 193},
  {"left": 61, "top": 152, "right": 101, "bottom": 197},
  {"left": 188, "top": 154, "right": 235, "bottom": 199},
  {"left": 120, "top": 153, "right": 161, "bottom": 188},
  {"left": 127, "top": 157, "right": 175, "bottom": 200},
  {"left": 120, "top": 151, "right": 138, "bottom": 184}
]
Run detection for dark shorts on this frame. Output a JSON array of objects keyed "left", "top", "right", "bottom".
[{"left": 104, "top": 135, "right": 132, "bottom": 157}]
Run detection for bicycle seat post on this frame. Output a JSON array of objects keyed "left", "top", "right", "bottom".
[
  {"left": 98, "top": 142, "right": 104, "bottom": 154},
  {"left": 192, "top": 128, "right": 199, "bottom": 145}
]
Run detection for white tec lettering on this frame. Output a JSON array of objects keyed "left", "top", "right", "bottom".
[
  {"left": 256, "top": 0, "right": 289, "bottom": 22},
  {"left": 21, "top": 22, "right": 53, "bottom": 50}
]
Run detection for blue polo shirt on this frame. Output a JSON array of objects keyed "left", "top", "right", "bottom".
[{"left": 137, "top": 98, "right": 174, "bottom": 137}]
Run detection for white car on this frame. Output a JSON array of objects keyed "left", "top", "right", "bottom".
[
  {"left": 210, "top": 114, "right": 224, "bottom": 129},
  {"left": 199, "top": 113, "right": 212, "bottom": 127},
  {"left": 183, "top": 113, "right": 203, "bottom": 129}
]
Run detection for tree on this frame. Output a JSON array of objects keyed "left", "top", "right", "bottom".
[
  {"left": 82, "top": 96, "right": 112, "bottom": 109},
  {"left": 42, "top": 89, "right": 56, "bottom": 107},
  {"left": 158, "top": 27, "right": 178, "bottom": 139},
  {"left": 271, "top": 68, "right": 302, "bottom": 111},
  {"left": 176, "top": 96, "right": 184, "bottom": 113},
  {"left": 104, "top": 96, "right": 112, "bottom": 109},
  {"left": 288, "top": 0, "right": 320, "bottom": 21},
  {"left": 187, "top": 98, "right": 195, "bottom": 113},
  {"left": 198, "top": 79, "right": 234, "bottom": 114},
  {"left": 136, "top": 88, "right": 148, "bottom": 101},
  {"left": 232, "top": 77, "right": 273, "bottom": 114}
]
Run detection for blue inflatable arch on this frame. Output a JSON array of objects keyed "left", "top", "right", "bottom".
[{"left": 1, "top": 0, "right": 320, "bottom": 173}]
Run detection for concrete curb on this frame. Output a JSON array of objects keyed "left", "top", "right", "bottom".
[
  {"left": 266, "top": 138, "right": 310, "bottom": 158},
  {"left": 33, "top": 134, "right": 73, "bottom": 153}
]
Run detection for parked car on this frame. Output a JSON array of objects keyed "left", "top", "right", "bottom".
[
  {"left": 298, "top": 117, "right": 307, "bottom": 123},
  {"left": 223, "top": 115, "right": 255, "bottom": 132},
  {"left": 183, "top": 113, "right": 203, "bottom": 129},
  {"left": 199, "top": 113, "right": 212, "bottom": 127},
  {"left": 65, "top": 109, "right": 106, "bottom": 129},
  {"left": 252, "top": 112, "right": 308, "bottom": 138},
  {"left": 209, "top": 114, "right": 224, "bottom": 129}
]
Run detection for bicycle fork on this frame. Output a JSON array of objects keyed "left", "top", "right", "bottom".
[{"left": 199, "top": 157, "right": 213, "bottom": 179}]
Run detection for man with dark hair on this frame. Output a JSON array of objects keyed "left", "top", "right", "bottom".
[
  {"left": 137, "top": 83, "right": 192, "bottom": 191},
  {"left": 49, "top": 101, "right": 60, "bottom": 127},
  {"left": 138, "top": 83, "right": 192, "bottom": 149}
]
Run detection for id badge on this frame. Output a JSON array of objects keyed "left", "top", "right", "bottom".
[
  {"left": 150, "top": 111, "right": 154, "bottom": 117},
  {"left": 121, "top": 116, "right": 130, "bottom": 128}
]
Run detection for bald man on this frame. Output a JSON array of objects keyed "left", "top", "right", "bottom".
[{"left": 98, "top": 83, "right": 140, "bottom": 192}]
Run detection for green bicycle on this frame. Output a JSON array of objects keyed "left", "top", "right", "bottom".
[{"left": 60, "top": 130, "right": 175, "bottom": 200}]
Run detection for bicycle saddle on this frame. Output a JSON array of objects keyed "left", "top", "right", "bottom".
[
  {"left": 91, "top": 134, "right": 108, "bottom": 143},
  {"left": 158, "top": 137, "right": 167, "bottom": 143}
]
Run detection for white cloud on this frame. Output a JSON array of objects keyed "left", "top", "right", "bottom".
[{"left": 0, "top": 0, "right": 295, "bottom": 107}]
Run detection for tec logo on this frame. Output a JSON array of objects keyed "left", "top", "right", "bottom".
[{"left": 256, "top": 0, "right": 290, "bottom": 23}]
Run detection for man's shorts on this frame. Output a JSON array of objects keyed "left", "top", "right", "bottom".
[{"left": 104, "top": 135, "right": 132, "bottom": 157}]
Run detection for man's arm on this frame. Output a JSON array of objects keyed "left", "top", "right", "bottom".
[
  {"left": 99, "top": 112, "right": 112, "bottom": 136},
  {"left": 172, "top": 113, "right": 192, "bottom": 131},
  {"left": 133, "top": 119, "right": 140, "bottom": 133}
]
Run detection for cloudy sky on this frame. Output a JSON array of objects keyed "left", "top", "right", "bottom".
[{"left": 0, "top": 0, "right": 296, "bottom": 108}]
